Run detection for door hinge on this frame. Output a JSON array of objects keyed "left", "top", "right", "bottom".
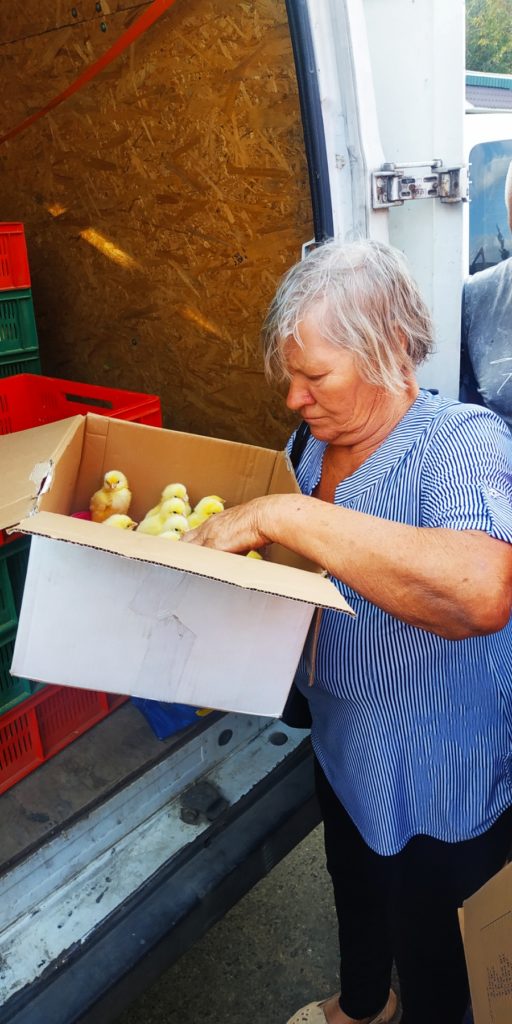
[{"left": 372, "top": 160, "right": 469, "bottom": 208}]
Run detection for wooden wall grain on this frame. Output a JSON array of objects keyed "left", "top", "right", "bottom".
[{"left": 0, "top": 0, "right": 313, "bottom": 447}]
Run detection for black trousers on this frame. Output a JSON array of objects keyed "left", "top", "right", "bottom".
[{"left": 315, "top": 760, "right": 512, "bottom": 1024}]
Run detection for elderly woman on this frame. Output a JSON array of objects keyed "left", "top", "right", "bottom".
[{"left": 182, "top": 240, "right": 512, "bottom": 1024}]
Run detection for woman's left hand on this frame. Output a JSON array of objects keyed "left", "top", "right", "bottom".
[{"left": 181, "top": 497, "right": 273, "bottom": 553}]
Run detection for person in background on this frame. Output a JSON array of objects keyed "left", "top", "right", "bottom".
[
  {"left": 461, "top": 159, "right": 512, "bottom": 429},
  {"left": 183, "top": 239, "right": 512, "bottom": 1024}
]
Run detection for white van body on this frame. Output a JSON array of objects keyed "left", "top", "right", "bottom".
[
  {"left": 306, "top": 0, "right": 512, "bottom": 398},
  {"left": 306, "top": 0, "right": 466, "bottom": 397}
]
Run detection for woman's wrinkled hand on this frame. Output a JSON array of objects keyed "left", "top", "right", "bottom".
[{"left": 181, "top": 496, "right": 273, "bottom": 553}]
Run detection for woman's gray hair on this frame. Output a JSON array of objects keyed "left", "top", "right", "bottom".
[{"left": 262, "top": 239, "right": 435, "bottom": 393}]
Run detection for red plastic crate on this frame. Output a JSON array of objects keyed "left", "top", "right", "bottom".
[
  {"left": 0, "top": 374, "right": 162, "bottom": 544},
  {"left": 0, "top": 684, "right": 128, "bottom": 795},
  {"left": 0, "top": 224, "right": 30, "bottom": 291},
  {"left": 0, "top": 373, "right": 162, "bottom": 435}
]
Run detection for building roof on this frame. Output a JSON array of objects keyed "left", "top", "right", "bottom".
[
  {"left": 467, "top": 85, "right": 512, "bottom": 109},
  {"left": 466, "top": 71, "right": 512, "bottom": 110}
]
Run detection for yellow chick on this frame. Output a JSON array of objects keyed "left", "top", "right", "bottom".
[
  {"left": 194, "top": 495, "right": 225, "bottom": 518},
  {"left": 159, "top": 529, "right": 182, "bottom": 540},
  {"left": 160, "top": 483, "right": 191, "bottom": 516},
  {"left": 187, "top": 510, "right": 207, "bottom": 530},
  {"left": 159, "top": 513, "right": 189, "bottom": 535},
  {"left": 145, "top": 485, "right": 191, "bottom": 520},
  {"left": 90, "top": 470, "right": 132, "bottom": 523},
  {"left": 158, "top": 497, "right": 188, "bottom": 519},
  {"left": 136, "top": 514, "right": 164, "bottom": 536},
  {"left": 103, "top": 514, "right": 138, "bottom": 530},
  {"left": 246, "top": 550, "right": 263, "bottom": 559},
  {"left": 161, "top": 482, "right": 189, "bottom": 502}
]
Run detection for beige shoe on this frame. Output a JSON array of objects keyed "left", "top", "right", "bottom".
[{"left": 285, "top": 988, "right": 398, "bottom": 1024}]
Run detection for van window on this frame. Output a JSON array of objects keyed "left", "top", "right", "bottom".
[{"left": 468, "top": 139, "right": 512, "bottom": 274}]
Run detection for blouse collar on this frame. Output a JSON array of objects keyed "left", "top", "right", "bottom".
[{"left": 305, "top": 389, "right": 443, "bottom": 500}]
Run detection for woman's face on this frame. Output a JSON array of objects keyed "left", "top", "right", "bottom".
[{"left": 283, "top": 312, "right": 387, "bottom": 446}]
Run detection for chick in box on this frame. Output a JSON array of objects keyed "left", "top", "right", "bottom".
[
  {"left": 145, "top": 483, "right": 191, "bottom": 518},
  {"left": 87, "top": 474, "right": 260, "bottom": 558},
  {"left": 90, "top": 470, "right": 132, "bottom": 523},
  {"left": 137, "top": 485, "right": 225, "bottom": 537},
  {"left": 104, "top": 514, "right": 138, "bottom": 530}
]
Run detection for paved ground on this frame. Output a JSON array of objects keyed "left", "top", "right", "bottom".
[
  {"left": 114, "top": 822, "right": 476, "bottom": 1024},
  {"left": 115, "top": 825, "right": 344, "bottom": 1024}
]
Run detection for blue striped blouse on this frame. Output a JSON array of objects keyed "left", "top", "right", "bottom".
[{"left": 290, "top": 389, "right": 512, "bottom": 855}]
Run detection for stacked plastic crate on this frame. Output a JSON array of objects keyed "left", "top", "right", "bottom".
[
  {"left": 0, "top": 223, "right": 41, "bottom": 378},
  {"left": 0, "top": 368, "right": 163, "bottom": 794},
  {"left": 0, "top": 223, "right": 42, "bottom": 757}
]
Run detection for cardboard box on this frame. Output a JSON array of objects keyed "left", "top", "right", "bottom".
[
  {"left": 459, "top": 861, "right": 512, "bottom": 1024},
  {"left": 1, "top": 414, "right": 353, "bottom": 716}
]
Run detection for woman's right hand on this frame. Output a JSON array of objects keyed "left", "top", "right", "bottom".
[{"left": 181, "top": 496, "right": 275, "bottom": 554}]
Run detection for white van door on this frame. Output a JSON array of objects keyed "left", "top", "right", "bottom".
[{"left": 296, "top": 0, "right": 466, "bottom": 397}]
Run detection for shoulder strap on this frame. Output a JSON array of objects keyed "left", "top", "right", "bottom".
[{"left": 289, "top": 421, "right": 311, "bottom": 471}]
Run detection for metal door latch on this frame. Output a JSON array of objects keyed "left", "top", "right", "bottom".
[{"left": 372, "top": 160, "right": 468, "bottom": 208}]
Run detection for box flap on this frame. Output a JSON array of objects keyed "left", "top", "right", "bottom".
[
  {"left": 0, "top": 417, "right": 84, "bottom": 531},
  {"left": 17, "top": 511, "right": 354, "bottom": 614},
  {"left": 73, "top": 415, "right": 297, "bottom": 519}
]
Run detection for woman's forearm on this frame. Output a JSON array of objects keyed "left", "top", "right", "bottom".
[{"left": 257, "top": 494, "right": 512, "bottom": 639}]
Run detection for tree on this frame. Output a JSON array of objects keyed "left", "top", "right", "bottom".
[{"left": 466, "top": 0, "right": 512, "bottom": 73}]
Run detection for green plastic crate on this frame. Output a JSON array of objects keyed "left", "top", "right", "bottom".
[
  {"left": 0, "top": 560, "right": 16, "bottom": 637},
  {"left": 3, "top": 537, "right": 31, "bottom": 615},
  {"left": 0, "top": 540, "right": 44, "bottom": 715},
  {"left": 0, "top": 536, "right": 31, "bottom": 634},
  {"left": 0, "top": 352, "right": 41, "bottom": 378},
  {"left": 0, "top": 289, "right": 39, "bottom": 357},
  {"left": 0, "top": 626, "right": 39, "bottom": 714}
]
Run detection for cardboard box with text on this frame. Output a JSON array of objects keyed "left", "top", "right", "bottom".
[{"left": 459, "top": 861, "right": 512, "bottom": 1024}]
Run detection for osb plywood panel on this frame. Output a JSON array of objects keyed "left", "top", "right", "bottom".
[
  {"left": 0, "top": 0, "right": 313, "bottom": 448},
  {"left": 0, "top": 1, "right": 137, "bottom": 45}
]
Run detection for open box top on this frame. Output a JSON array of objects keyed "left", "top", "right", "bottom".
[{"left": 0, "top": 413, "right": 353, "bottom": 615}]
